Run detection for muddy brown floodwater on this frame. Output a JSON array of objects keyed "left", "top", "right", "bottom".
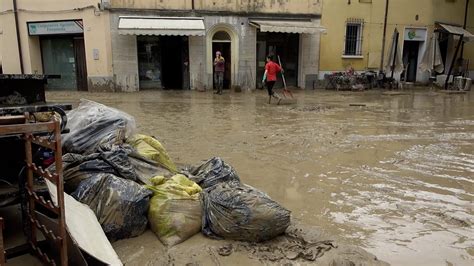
[{"left": 48, "top": 89, "right": 473, "bottom": 266}]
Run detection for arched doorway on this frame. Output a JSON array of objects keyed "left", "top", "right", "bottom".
[{"left": 212, "top": 31, "right": 231, "bottom": 90}]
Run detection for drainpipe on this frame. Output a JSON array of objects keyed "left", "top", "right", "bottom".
[
  {"left": 379, "top": 0, "right": 390, "bottom": 74},
  {"left": 13, "top": 0, "right": 24, "bottom": 74},
  {"left": 460, "top": 0, "right": 469, "bottom": 59},
  {"left": 192, "top": 0, "right": 195, "bottom": 10}
]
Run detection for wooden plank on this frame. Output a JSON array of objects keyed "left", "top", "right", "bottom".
[
  {"left": 0, "top": 115, "right": 26, "bottom": 125},
  {"left": 0, "top": 122, "right": 55, "bottom": 135}
]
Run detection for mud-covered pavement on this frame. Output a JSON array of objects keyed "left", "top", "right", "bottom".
[{"left": 48, "top": 89, "right": 474, "bottom": 265}]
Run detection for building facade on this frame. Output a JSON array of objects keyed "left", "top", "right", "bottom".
[
  {"left": 108, "top": 0, "right": 323, "bottom": 92},
  {"left": 0, "top": 0, "right": 324, "bottom": 92},
  {"left": 0, "top": 0, "right": 113, "bottom": 91},
  {"left": 319, "top": 0, "right": 474, "bottom": 83}
]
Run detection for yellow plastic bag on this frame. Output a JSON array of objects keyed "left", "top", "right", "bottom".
[
  {"left": 146, "top": 174, "right": 202, "bottom": 246},
  {"left": 127, "top": 134, "right": 178, "bottom": 173}
]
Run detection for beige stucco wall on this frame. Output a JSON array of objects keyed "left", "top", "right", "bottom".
[
  {"left": 0, "top": 27, "right": 3, "bottom": 70},
  {"left": 110, "top": 0, "right": 322, "bottom": 14},
  {"left": 320, "top": 0, "right": 474, "bottom": 77},
  {"left": 0, "top": 0, "right": 112, "bottom": 90}
]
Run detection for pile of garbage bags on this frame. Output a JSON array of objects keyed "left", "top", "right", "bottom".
[{"left": 51, "top": 99, "right": 290, "bottom": 246}]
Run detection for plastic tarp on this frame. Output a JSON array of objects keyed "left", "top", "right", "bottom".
[
  {"left": 72, "top": 174, "right": 152, "bottom": 241},
  {"left": 147, "top": 174, "right": 202, "bottom": 246},
  {"left": 127, "top": 134, "right": 178, "bottom": 173},
  {"left": 186, "top": 157, "right": 241, "bottom": 189},
  {"left": 63, "top": 99, "right": 136, "bottom": 155},
  {"left": 202, "top": 182, "right": 291, "bottom": 242}
]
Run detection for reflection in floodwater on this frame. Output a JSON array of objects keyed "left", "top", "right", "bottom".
[{"left": 48, "top": 90, "right": 473, "bottom": 265}]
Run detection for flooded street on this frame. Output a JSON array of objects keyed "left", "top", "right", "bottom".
[{"left": 48, "top": 89, "right": 473, "bottom": 265}]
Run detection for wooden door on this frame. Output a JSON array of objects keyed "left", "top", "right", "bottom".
[{"left": 74, "top": 37, "right": 88, "bottom": 91}]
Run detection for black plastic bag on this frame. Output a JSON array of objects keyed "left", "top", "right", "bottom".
[
  {"left": 49, "top": 146, "right": 139, "bottom": 192},
  {"left": 72, "top": 173, "right": 151, "bottom": 241},
  {"left": 202, "top": 182, "right": 291, "bottom": 242},
  {"left": 187, "top": 157, "right": 241, "bottom": 189}
]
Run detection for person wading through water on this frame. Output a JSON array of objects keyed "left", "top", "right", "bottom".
[
  {"left": 262, "top": 55, "right": 283, "bottom": 104},
  {"left": 214, "top": 51, "right": 225, "bottom": 95}
]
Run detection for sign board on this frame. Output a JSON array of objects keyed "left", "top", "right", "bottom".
[
  {"left": 28, "top": 20, "right": 83, "bottom": 36},
  {"left": 404, "top": 28, "right": 427, "bottom": 41}
]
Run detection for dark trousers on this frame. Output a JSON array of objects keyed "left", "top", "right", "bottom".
[
  {"left": 214, "top": 72, "right": 224, "bottom": 92},
  {"left": 266, "top": 81, "right": 276, "bottom": 96}
]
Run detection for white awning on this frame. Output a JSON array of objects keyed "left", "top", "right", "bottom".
[
  {"left": 118, "top": 16, "right": 205, "bottom": 36},
  {"left": 438, "top": 23, "right": 474, "bottom": 42},
  {"left": 249, "top": 19, "right": 326, "bottom": 34}
]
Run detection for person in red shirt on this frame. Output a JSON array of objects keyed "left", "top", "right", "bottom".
[{"left": 262, "top": 55, "right": 283, "bottom": 103}]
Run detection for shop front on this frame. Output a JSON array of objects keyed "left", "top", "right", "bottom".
[
  {"left": 28, "top": 20, "right": 87, "bottom": 90},
  {"left": 118, "top": 16, "right": 204, "bottom": 90},
  {"left": 250, "top": 19, "right": 324, "bottom": 89},
  {"left": 401, "top": 27, "right": 427, "bottom": 83}
]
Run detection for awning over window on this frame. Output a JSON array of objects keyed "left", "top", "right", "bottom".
[
  {"left": 118, "top": 16, "right": 205, "bottom": 36},
  {"left": 249, "top": 19, "right": 326, "bottom": 34},
  {"left": 438, "top": 23, "right": 474, "bottom": 42}
]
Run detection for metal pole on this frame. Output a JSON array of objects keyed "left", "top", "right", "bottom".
[
  {"left": 391, "top": 30, "right": 399, "bottom": 79},
  {"left": 380, "top": 0, "right": 390, "bottom": 73},
  {"left": 13, "top": 0, "right": 24, "bottom": 74},
  {"left": 460, "top": 0, "right": 469, "bottom": 58},
  {"left": 445, "top": 35, "right": 464, "bottom": 90}
]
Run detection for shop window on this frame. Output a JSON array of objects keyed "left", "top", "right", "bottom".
[
  {"left": 344, "top": 19, "right": 363, "bottom": 56},
  {"left": 213, "top": 31, "right": 231, "bottom": 41}
]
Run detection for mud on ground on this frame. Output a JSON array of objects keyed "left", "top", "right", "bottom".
[{"left": 48, "top": 89, "right": 474, "bottom": 265}]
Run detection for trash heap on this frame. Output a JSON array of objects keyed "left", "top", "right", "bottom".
[{"left": 51, "top": 99, "right": 291, "bottom": 247}]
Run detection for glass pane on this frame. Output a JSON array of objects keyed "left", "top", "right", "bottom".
[
  {"left": 137, "top": 36, "right": 162, "bottom": 89},
  {"left": 213, "top": 31, "right": 231, "bottom": 41},
  {"left": 41, "top": 37, "right": 77, "bottom": 90}
]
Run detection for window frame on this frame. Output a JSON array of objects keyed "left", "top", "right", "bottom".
[{"left": 343, "top": 19, "right": 364, "bottom": 57}]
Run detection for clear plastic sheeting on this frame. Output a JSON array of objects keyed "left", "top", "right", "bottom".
[
  {"left": 62, "top": 99, "right": 136, "bottom": 155},
  {"left": 72, "top": 173, "right": 152, "bottom": 241},
  {"left": 202, "top": 182, "right": 291, "bottom": 242},
  {"left": 147, "top": 174, "right": 202, "bottom": 246},
  {"left": 186, "top": 157, "right": 241, "bottom": 189}
]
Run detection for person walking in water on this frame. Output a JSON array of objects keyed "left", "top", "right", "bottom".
[
  {"left": 214, "top": 51, "right": 225, "bottom": 94},
  {"left": 262, "top": 55, "right": 282, "bottom": 104}
]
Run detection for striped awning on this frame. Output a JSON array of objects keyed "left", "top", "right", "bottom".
[
  {"left": 118, "top": 16, "right": 205, "bottom": 36},
  {"left": 249, "top": 19, "right": 326, "bottom": 34}
]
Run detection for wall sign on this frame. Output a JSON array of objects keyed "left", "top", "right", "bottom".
[
  {"left": 404, "top": 28, "right": 427, "bottom": 41},
  {"left": 28, "top": 20, "right": 84, "bottom": 36}
]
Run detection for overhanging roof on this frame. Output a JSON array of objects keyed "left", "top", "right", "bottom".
[
  {"left": 118, "top": 16, "right": 205, "bottom": 36},
  {"left": 438, "top": 23, "right": 474, "bottom": 42},
  {"left": 249, "top": 19, "right": 326, "bottom": 34}
]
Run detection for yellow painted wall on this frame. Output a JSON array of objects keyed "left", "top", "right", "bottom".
[
  {"left": 110, "top": 0, "right": 322, "bottom": 14},
  {"left": 0, "top": 0, "right": 112, "bottom": 77},
  {"left": 320, "top": 0, "right": 473, "bottom": 72}
]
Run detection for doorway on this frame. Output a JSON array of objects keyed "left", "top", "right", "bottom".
[
  {"left": 137, "top": 36, "right": 189, "bottom": 90},
  {"left": 402, "top": 41, "right": 420, "bottom": 82},
  {"left": 256, "top": 32, "right": 299, "bottom": 88},
  {"left": 212, "top": 31, "right": 232, "bottom": 90},
  {"left": 41, "top": 35, "right": 87, "bottom": 90},
  {"left": 161, "top": 36, "right": 188, "bottom": 89}
]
